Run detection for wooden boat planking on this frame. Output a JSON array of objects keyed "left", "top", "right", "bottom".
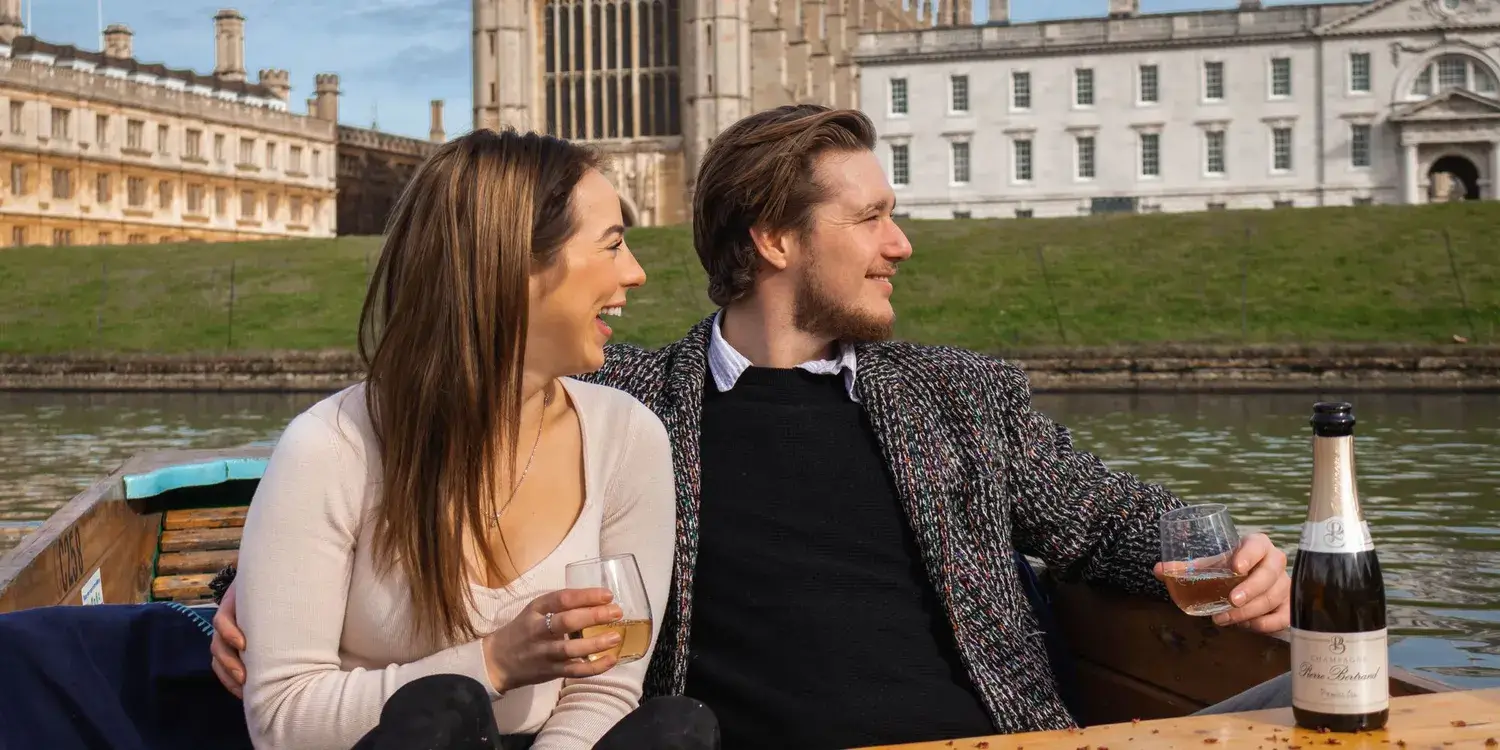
[
  {"left": 0, "top": 445, "right": 271, "bottom": 614},
  {"left": 857, "top": 688, "right": 1500, "bottom": 750},
  {"left": 0, "top": 444, "right": 1461, "bottom": 728}
]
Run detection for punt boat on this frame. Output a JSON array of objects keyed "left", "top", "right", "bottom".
[{"left": 0, "top": 445, "right": 1459, "bottom": 727}]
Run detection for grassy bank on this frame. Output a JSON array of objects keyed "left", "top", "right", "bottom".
[{"left": 1, "top": 201, "right": 1497, "bottom": 354}]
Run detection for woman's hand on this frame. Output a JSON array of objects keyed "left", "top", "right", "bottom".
[
  {"left": 211, "top": 582, "right": 247, "bottom": 698},
  {"left": 482, "top": 587, "right": 626, "bottom": 693}
]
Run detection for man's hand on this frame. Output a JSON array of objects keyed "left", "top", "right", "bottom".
[
  {"left": 1154, "top": 532, "right": 1291, "bottom": 634},
  {"left": 210, "top": 583, "right": 248, "bottom": 698}
]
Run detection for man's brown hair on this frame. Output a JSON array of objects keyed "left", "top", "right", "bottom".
[{"left": 692, "top": 104, "right": 877, "bottom": 307}]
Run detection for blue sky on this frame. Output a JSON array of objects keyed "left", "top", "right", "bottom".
[{"left": 24, "top": 0, "right": 1348, "bottom": 141}]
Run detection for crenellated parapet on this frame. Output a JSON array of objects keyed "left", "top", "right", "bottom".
[
  {"left": 0, "top": 55, "right": 334, "bottom": 140},
  {"left": 336, "top": 125, "right": 441, "bottom": 159}
]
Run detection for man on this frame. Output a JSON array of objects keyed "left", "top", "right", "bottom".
[{"left": 210, "top": 105, "right": 1293, "bottom": 748}]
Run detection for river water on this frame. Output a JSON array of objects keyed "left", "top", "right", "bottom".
[{"left": 2, "top": 389, "right": 1497, "bottom": 690}]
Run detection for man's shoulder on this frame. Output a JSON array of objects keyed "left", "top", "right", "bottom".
[
  {"left": 602, "top": 341, "right": 669, "bottom": 369},
  {"left": 861, "top": 340, "right": 1028, "bottom": 389},
  {"left": 575, "top": 340, "right": 688, "bottom": 404}
]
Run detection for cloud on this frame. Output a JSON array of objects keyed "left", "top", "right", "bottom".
[
  {"left": 336, "top": 0, "right": 468, "bottom": 34},
  {"left": 359, "top": 42, "right": 469, "bottom": 85}
]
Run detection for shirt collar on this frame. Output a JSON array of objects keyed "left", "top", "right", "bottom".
[{"left": 707, "top": 310, "right": 860, "bottom": 402}]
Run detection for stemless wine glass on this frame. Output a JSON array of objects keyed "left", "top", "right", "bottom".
[
  {"left": 564, "top": 553, "right": 653, "bottom": 665},
  {"left": 1159, "top": 503, "right": 1244, "bottom": 617}
]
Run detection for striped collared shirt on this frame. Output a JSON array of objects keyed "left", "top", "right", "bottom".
[{"left": 706, "top": 310, "right": 860, "bottom": 402}]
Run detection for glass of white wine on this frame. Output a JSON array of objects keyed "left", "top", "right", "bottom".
[
  {"left": 564, "top": 553, "right": 653, "bottom": 665},
  {"left": 1159, "top": 503, "right": 1246, "bottom": 617}
]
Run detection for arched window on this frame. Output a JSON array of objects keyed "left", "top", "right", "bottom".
[{"left": 1409, "top": 54, "right": 1499, "bottom": 98}]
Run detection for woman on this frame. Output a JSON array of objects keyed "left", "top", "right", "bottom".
[{"left": 231, "top": 129, "right": 706, "bottom": 749}]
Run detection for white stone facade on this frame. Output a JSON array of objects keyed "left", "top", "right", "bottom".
[{"left": 856, "top": 0, "right": 1500, "bottom": 219}]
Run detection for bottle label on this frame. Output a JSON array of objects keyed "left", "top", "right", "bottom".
[
  {"left": 1298, "top": 518, "right": 1374, "bottom": 554},
  {"left": 1291, "top": 627, "right": 1389, "bottom": 714}
]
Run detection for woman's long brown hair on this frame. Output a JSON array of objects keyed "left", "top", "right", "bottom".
[{"left": 356, "top": 128, "right": 600, "bottom": 645}]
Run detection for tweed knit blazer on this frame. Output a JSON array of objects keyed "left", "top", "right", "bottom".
[{"left": 580, "top": 314, "right": 1185, "bottom": 734}]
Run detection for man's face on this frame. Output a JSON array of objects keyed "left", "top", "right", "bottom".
[{"left": 789, "top": 149, "right": 912, "bottom": 343}]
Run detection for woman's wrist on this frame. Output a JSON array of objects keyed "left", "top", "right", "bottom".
[{"left": 481, "top": 633, "right": 510, "bottom": 694}]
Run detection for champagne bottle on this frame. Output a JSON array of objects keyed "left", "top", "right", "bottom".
[{"left": 1291, "top": 401, "right": 1389, "bottom": 732}]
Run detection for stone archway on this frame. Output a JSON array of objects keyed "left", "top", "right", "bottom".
[
  {"left": 1428, "top": 154, "right": 1482, "bottom": 201},
  {"left": 619, "top": 194, "right": 640, "bottom": 227}
]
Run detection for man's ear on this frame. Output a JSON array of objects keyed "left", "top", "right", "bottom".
[{"left": 748, "top": 224, "right": 794, "bottom": 271}]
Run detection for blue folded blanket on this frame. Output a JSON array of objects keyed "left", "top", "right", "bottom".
[{"left": 0, "top": 601, "right": 251, "bottom": 750}]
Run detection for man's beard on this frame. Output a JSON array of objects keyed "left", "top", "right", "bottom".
[{"left": 791, "top": 268, "right": 894, "bottom": 344}]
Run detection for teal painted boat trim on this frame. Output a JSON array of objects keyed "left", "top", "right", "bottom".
[{"left": 122, "top": 458, "right": 270, "bottom": 500}]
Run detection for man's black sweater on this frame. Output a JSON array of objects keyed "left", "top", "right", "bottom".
[{"left": 682, "top": 366, "right": 995, "bottom": 749}]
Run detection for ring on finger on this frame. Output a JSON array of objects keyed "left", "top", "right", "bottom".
[{"left": 544, "top": 612, "right": 555, "bottom": 635}]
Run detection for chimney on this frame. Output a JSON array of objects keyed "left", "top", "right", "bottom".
[
  {"left": 0, "top": 0, "right": 21, "bottom": 44},
  {"left": 306, "top": 97, "right": 317, "bottom": 117},
  {"left": 1109, "top": 0, "right": 1139, "bottom": 17},
  {"left": 314, "top": 73, "right": 340, "bottom": 124},
  {"left": 429, "top": 99, "right": 445, "bottom": 143},
  {"left": 988, "top": 0, "right": 1008, "bottom": 24},
  {"left": 257, "top": 68, "right": 290, "bottom": 101},
  {"left": 214, "top": 9, "right": 246, "bottom": 82},
  {"left": 102, "top": 23, "right": 133, "bottom": 59},
  {"left": 956, "top": 0, "right": 973, "bottom": 25}
]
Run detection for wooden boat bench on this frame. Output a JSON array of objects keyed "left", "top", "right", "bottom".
[
  {"left": 122, "top": 454, "right": 265, "bottom": 607},
  {"left": 152, "top": 506, "right": 246, "bottom": 604}
]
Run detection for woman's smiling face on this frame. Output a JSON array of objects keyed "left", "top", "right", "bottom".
[{"left": 525, "top": 168, "right": 647, "bottom": 377}]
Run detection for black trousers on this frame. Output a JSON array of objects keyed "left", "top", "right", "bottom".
[{"left": 350, "top": 674, "right": 720, "bottom": 750}]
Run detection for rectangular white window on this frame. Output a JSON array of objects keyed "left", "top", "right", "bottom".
[
  {"left": 50, "top": 108, "right": 70, "bottom": 140},
  {"left": 1271, "top": 57, "right": 1292, "bottom": 97},
  {"left": 949, "top": 75, "right": 969, "bottom": 113},
  {"left": 1351, "top": 124, "right": 1371, "bottom": 168},
  {"left": 1349, "top": 52, "right": 1372, "bottom": 93},
  {"left": 1140, "top": 133, "right": 1161, "bottom": 178},
  {"left": 127, "top": 176, "right": 146, "bottom": 207},
  {"left": 1139, "top": 64, "right": 1159, "bottom": 103},
  {"left": 1075, "top": 68, "right": 1095, "bottom": 106},
  {"left": 891, "top": 143, "right": 909, "bottom": 186},
  {"left": 1013, "top": 139, "right": 1032, "bottom": 182},
  {"left": 1205, "top": 61, "right": 1225, "bottom": 100},
  {"left": 1205, "top": 131, "right": 1226, "bottom": 175},
  {"left": 1273, "top": 127, "right": 1293, "bottom": 172},
  {"left": 950, "top": 141, "right": 970, "bottom": 184},
  {"left": 890, "top": 78, "right": 908, "bottom": 115},
  {"left": 1012, "top": 71, "right": 1031, "bottom": 110},
  {"left": 1076, "top": 136, "right": 1096, "bottom": 179}
]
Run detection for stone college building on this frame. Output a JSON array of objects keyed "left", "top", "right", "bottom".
[
  {"left": 856, "top": 0, "right": 1500, "bottom": 219},
  {"left": 0, "top": 4, "right": 339, "bottom": 246},
  {"left": 472, "top": 0, "right": 947, "bottom": 226}
]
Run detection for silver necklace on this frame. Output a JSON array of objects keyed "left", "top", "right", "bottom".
[{"left": 489, "top": 385, "right": 553, "bottom": 528}]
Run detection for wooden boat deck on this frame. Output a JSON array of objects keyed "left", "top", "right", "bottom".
[
  {"left": 151, "top": 506, "right": 247, "bottom": 604},
  {"left": 859, "top": 687, "right": 1500, "bottom": 750}
]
